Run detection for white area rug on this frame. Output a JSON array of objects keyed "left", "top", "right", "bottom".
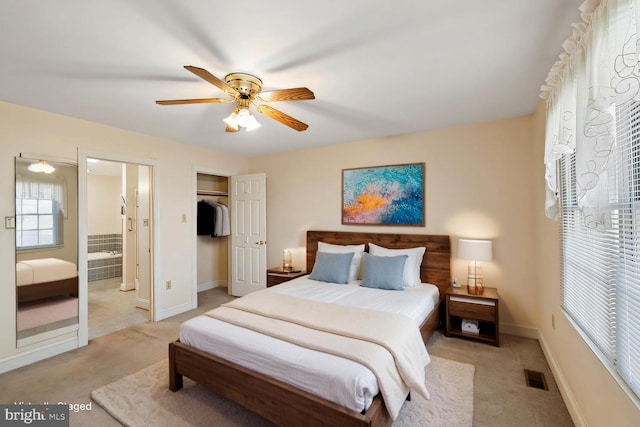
[{"left": 91, "top": 356, "right": 474, "bottom": 427}]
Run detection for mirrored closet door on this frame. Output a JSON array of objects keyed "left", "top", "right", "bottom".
[{"left": 15, "top": 156, "right": 78, "bottom": 347}]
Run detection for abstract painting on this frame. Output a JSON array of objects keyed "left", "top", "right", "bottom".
[{"left": 342, "top": 163, "right": 424, "bottom": 225}]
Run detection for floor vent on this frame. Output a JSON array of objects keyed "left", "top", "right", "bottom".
[{"left": 524, "top": 369, "right": 548, "bottom": 391}]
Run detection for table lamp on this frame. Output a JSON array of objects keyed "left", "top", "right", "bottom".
[
  {"left": 283, "top": 247, "right": 306, "bottom": 272},
  {"left": 458, "top": 239, "right": 492, "bottom": 294}
]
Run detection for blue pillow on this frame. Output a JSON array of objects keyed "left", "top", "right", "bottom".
[
  {"left": 361, "top": 253, "right": 407, "bottom": 291},
  {"left": 309, "top": 251, "right": 355, "bottom": 284}
]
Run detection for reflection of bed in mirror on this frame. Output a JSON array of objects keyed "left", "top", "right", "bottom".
[{"left": 16, "top": 258, "right": 78, "bottom": 341}]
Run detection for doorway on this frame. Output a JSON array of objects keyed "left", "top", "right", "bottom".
[
  {"left": 192, "top": 169, "right": 267, "bottom": 302},
  {"left": 85, "top": 158, "right": 153, "bottom": 340}
]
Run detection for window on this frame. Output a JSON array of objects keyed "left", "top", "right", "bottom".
[
  {"left": 16, "top": 179, "right": 64, "bottom": 249},
  {"left": 559, "top": 100, "right": 640, "bottom": 399}
]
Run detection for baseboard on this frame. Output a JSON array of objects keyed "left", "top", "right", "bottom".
[
  {"left": 0, "top": 337, "right": 78, "bottom": 374},
  {"left": 500, "top": 322, "right": 539, "bottom": 339},
  {"left": 198, "top": 279, "right": 227, "bottom": 292},
  {"left": 135, "top": 298, "right": 150, "bottom": 310},
  {"left": 156, "top": 302, "right": 192, "bottom": 321},
  {"left": 120, "top": 281, "right": 135, "bottom": 292},
  {"left": 538, "top": 332, "right": 586, "bottom": 427}
]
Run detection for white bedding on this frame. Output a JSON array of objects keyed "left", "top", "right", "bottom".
[
  {"left": 180, "top": 276, "right": 439, "bottom": 414},
  {"left": 16, "top": 258, "right": 78, "bottom": 286}
]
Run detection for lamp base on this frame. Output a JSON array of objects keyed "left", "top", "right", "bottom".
[{"left": 467, "top": 285, "right": 484, "bottom": 295}]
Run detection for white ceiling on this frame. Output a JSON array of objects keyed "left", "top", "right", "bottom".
[{"left": 0, "top": 0, "right": 582, "bottom": 157}]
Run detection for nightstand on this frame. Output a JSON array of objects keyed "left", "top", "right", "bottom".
[
  {"left": 445, "top": 286, "right": 499, "bottom": 346},
  {"left": 266, "top": 268, "right": 306, "bottom": 287}
]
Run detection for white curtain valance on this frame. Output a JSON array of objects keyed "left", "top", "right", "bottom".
[
  {"left": 16, "top": 173, "right": 68, "bottom": 218},
  {"left": 541, "top": 0, "right": 640, "bottom": 228}
]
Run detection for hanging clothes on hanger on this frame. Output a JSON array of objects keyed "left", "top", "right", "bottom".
[
  {"left": 197, "top": 200, "right": 215, "bottom": 235},
  {"left": 204, "top": 200, "right": 230, "bottom": 237},
  {"left": 219, "top": 203, "right": 230, "bottom": 236}
]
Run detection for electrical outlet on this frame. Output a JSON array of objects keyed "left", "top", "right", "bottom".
[
  {"left": 181, "top": 213, "right": 187, "bottom": 223},
  {"left": 551, "top": 314, "right": 555, "bottom": 330},
  {"left": 166, "top": 280, "right": 172, "bottom": 290}
]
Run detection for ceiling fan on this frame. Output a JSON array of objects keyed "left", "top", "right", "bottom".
[{"left": 156, "top": 66, "right": 315, "bottom": 132}]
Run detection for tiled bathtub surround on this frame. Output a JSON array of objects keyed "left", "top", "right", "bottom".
[
  {"left": 88, "top": 234, "right": 123, "bottom": 282},
  {"left": 88, "top": 234, "right": 122, "bottom": 254}
]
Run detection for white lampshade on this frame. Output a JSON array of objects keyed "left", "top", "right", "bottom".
[
  {"left": 223, "top": 110, "right": 239, "bottom": 128},
  {"left": 458, "top": 239, "right": 492, "bottom": 262},
  {"left": 243, "top": 112, "right": 261, "bottom": 131}
]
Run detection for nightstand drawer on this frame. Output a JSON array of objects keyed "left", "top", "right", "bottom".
[
  {"left": 448, "top": 298, "right": 495, "bottom": 321},
  {"left": 266, "top": 269, "right": 306, "bottom": 287}
]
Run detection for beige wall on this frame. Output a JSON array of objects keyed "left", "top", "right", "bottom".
[
  {"left": 249, "top": 116, "right": 538, "bottom": 330},
  {"left": 532, "top": 101, "right": 640, "bottom": 426},
  {"left": 87, "top": 174, "right": 121, "bottom": 235},
  {"left": 0, "top": 101, "right": 248, "bottom": 362}
]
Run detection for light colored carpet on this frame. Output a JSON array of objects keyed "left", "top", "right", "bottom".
[{"left": 91, "top": 356, "right": 474, "bottom": 427}]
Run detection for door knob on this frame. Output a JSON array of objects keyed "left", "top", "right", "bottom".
[{"left": 254, "top": 240, "right": 266, "bottom": 245}]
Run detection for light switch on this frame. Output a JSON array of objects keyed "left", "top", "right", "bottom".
[
  {"left": 5, "top": 216, "right": 15, "bottom": 229},
  {"left": 181, "top": 214, "right": 187, "bottom": 223}
]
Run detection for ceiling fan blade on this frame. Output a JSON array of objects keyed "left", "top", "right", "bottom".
[
  {"left": 259, "top": 87, "right": 315, "bottom": 102},
  {"left": 184, "top": 65, "right": 237, "bottom": 95},
  {"left": 225, "top": 124, "right": 240, "bottom": 132},
  {"left": 257, "top": 105, "right": 309, "bottom": 131},
  {"left": 156, "top": 98, "right": 233, "bottom": 105}
]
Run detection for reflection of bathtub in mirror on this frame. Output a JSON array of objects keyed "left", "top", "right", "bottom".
[
  {"left": 88, "top": 251, "right": 123, "bottom": 282},
  {"left": 88, "top": 251, "right": 122, "bottom": 260}
]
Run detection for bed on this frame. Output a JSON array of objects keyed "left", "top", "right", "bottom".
[
  {"left": 169, "top": 231, "right": 451, "bottom": 427},
  {"left": 16, "top": 258, "right": 78, "bottom": 303},
  {"left": 16, "top": 258, "right": 79, "bottom": 338}
]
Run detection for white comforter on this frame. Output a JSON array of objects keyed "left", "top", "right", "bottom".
[
  {"left": 179, "top": 276, "right": 439, "bottom": 414},
  {"left": 17, "top": 258, "right": 78, "bottom": 286}
]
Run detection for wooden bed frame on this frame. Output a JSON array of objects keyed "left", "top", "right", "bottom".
[
  {"left": 169, "top": 231, "right": 451, "bottom": 427},
  {"left": 17, "top": 276, "right": 79, "bottom": 304}
]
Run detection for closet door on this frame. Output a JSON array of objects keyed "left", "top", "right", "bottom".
[{"left": 229, "top": 173, "right": 266, "bottom": 296}]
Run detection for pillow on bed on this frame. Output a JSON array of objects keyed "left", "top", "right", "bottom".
[
  {"left": 368, "top": 243, "right": 425, "bottom": 287},
  {"left": 361, "top": 253, "right": 407, "bottom": 291},
  {"left": 309, "top": 251, "right": 355, "bottom": 284},
  {"left": 317, "top": 241, "right": 365, "bottom": 282}
]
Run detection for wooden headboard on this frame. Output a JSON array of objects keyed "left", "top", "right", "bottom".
[{"left": 306, "top": 230, "right": 451, "bottom": 300}]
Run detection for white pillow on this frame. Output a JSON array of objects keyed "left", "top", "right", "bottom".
[
  {"left": 368, "top": 243, "right": 426, "bottom": 287},
  {"left": 317, "top": 241, "right": 365, "bottom": 283}
]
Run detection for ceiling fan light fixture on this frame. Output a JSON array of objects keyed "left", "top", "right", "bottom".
[
  {"left": 236, "top": 108, "right": 261, "bottom": 131},
  {"left": 244, "top": 114, "right": 261, "bottom": 132},
  {"left": 28, "top": 160, "right": 55, "bottom": 174},
  {"left": 224, "top": 107, "right": 261, "bottom": 131},
  {"left": 223, "top": 110, "right": 239, "bottom": 129}
]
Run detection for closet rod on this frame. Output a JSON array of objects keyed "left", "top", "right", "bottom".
[{"left": 197, "top": 189, "right": 228, "bottom": 197}]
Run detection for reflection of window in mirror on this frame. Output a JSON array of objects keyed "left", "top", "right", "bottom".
[{"left": 16, "top": 174, "right": 66, "bottom": 249}]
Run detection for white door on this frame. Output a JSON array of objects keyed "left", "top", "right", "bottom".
[
  {"left": 135, "top": 166, "right": 152, "bottom": 312},
  {"left": 230, "top": 173, "right": 267, "bottom": 297}
]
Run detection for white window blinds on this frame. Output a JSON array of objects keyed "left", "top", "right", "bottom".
[{"left": 559, "top": 100, "right": 640, "bottom": 398}]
